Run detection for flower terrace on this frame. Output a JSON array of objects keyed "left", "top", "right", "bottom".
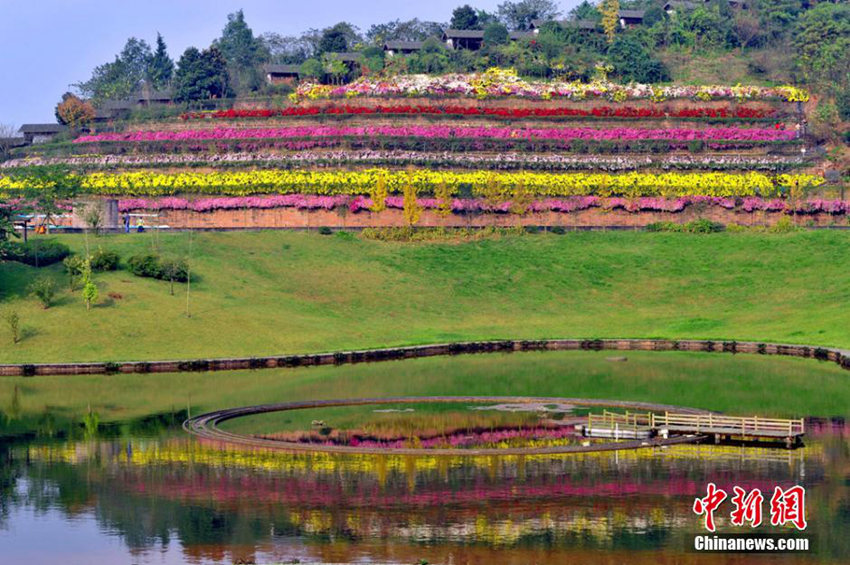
[{"left": 1, "top": 69, "right": 838, "bottom": 229}]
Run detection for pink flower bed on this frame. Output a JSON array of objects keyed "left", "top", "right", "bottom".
[
  {"left": 77, "top": 125, "right": 797, "bottom": 144},
  {"left": 119, "top": 195, "right": 850, "bottom": 215}
]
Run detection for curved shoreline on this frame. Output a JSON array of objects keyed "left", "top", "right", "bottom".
[
  {"left": 1, "top": 338, "right": 848, "bottom": 377},
  {"left": 183, "top": 395, "right": 709, "bottom": 456}
]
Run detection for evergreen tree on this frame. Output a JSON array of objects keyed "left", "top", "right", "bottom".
[
  {"left": 173, "top": 47, "right": 230, "bottom": 102},
  {"left": 450, "top": 5, "right": 479, "bottom": 30},
  {"left": 148, "top": 33, "right": 174, "bottom": 89}
]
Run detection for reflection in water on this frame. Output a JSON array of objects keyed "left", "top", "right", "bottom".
[{"left": 0, "top": 427, "right": 848, "bottom": 564}]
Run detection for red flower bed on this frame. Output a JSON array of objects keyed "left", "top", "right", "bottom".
[{"left": 181, "top": 105, "right": 776, "bottom": 121}]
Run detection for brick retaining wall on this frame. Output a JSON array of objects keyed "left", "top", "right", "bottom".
[
  {"left": 135, "top": 206, "right": 845, "bottom": 229},
  {"left": 1, "top": 338, "right": 847, "bottom": 377}
]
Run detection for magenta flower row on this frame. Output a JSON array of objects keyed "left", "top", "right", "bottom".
[
  {"left": 77, "top": 125, "right": 797, "bottom": 144},
  {"left": 118, "top": 195, "right": 850, "bottom": 215}
]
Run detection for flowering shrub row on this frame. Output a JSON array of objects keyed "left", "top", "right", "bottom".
[
  {"left": 2, "top": 151, "right": 806, "bottom": 172},
  {"left": 74, "top": 125, "right": 797, "bottom": 144},
  {"left": 51, "top": 137, "right": 791, "bottom": 157},
  {"left": 2, "top": 170, "right": 822, "bottom": 198},
  {"left": 118, "top": 194, "right": 850, "bottom": 215},
  {"left": 290, "top": 69, "right": 809, "bottom": 103},
  {"left": 181, "top": 104, "right": 776, "bottom": 121}
]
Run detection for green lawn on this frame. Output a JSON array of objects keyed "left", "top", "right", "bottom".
[
  {"left": 2, "top": 350, "right": 849, "bottom": 437},
  {"left": 1, "top": 229, "right": 849, "bottom": 364}
]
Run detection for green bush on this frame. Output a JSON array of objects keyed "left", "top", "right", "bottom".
[
  {"left": 551, "top": 226, "right": 566, "bottom": 235},
  {"left": 28, "top": 277, "right": 56, "bottom": 309},
  {"left": 128, "top": 253, "right": 188, "bottom": 282},
  {"left": 6, "top": 240, "right": 70, "bottom": 267},
  {"left": 646, "top": 219, "right": 724, "bottom": 233},
  {"left": 90, "top": 248, "right": 120, "bottom": 271},
  {"left": 318, "top": 226, "right": 333, "bottom": 235},
  {"left": 127, "top": 254, "right": 162, "bottom": 278}
]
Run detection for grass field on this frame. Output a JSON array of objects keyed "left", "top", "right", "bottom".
[
  {"left": 1, "top": 350, "right": 848, "bottom": 438},
  {"left": 1, "top": 229, "right": 849, "bottom": 363}
]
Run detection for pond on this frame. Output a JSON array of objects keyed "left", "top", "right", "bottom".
[{"left": 1, "top": 350, "right": 849, "bottom": 563}]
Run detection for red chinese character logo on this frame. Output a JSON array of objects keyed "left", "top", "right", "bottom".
[
  {"left": 730, "top": 486, "right": 764, "bottom": 528},
  {"left": 770, "top": 486, "right": 807, "bottom": 530},
  {"left": 693, "top": 482, "right": 728, "bottom": 532}
]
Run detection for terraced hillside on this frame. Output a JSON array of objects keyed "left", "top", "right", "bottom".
[{"left": 1, "top": 70, "right": 843, "bottom": 229}]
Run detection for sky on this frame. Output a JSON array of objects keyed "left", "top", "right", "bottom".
[{"left": 0, "top": 0, "right": 582, "bottom": 128}]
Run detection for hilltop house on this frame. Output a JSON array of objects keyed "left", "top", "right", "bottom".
[
  {"left": 618, "top": 10, "right": 646, "bottom": 27},
  {"left": 442, "top": 29, "right": 535, "bottom": 50},
  {"left": 18, "top": 124, "right": 67, "bottom": 144},
  {"left": 383, "top": 41, "right": 425, "bottom": 57},
  {"left": 264, "top": 64, "right": 301, "bottom": 84},
  {"left": 530, "top": 19, "right": 600, "bottom": 33}
]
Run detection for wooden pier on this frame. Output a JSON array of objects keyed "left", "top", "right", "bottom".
[{"left": 584, "top": 410, "right": 805, "bottom": 448}]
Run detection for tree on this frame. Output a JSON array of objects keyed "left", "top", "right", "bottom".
[
  {"left": 4, "top": 310, "right": 20, "bottom": 344},
  {"left": 81, "top": 261, "right": 98, "bottom": 310},
  {"left": 76, "top": 37, "right": 153, "bottom": 101},
  {"left": 608, "top": 36, "right": 670, "bottom": 83},
  {"left": 299, "top": 58, "right": 324, "bottom": 80},
  {"left": 497, "top": 0, "right": 560, "bottom": 31},
  {"left": 402, "top": 180, "right": 422, "bottom": 226},
  {"left": 55, "top": 93, "right": 95, "bottom": 129},
  {"left": 319, "top": 22, "right": 360, "bottom": 53},
  {"left": 599, "top": 0, "right": 620, "bottom": 44},
  {"left": 793, "top": 3, "right": 850, "bottom": 86},
  {"left": 148, "top": 33, "right": 174, "bottom": 89},
  {"left": 569, "top": 1, "right": 601, "bottom": 22},
  {"left": 408, "top": 37, "right": 451, "bottom": 73},
  {"left": 366, "top": 19, "right": 443, "bottom": 43},
  {"left": 733, "top": 11, "right": 764, "bottom": 51},
  {"left": 7, "top": 165, "right": 79, "bottom": 229},
  {"left": 451, "top": 5, "right": 479, "bottom": 30},
  {"left": 483, "top": 22, "right": 510, "bottom": 46},
  {"left": 28, "top": 277, "right": 56, "bottom": 309},
  {"left": 261, "top": 33, "right": 314, "bottom": 64},
  {"left": 173, "top": 47, "right": 231, "bottom": 102},
  {"left": 0, "top": 123, "right": 18, "bottom": 161},
  {"left": 213, "top": 10, "right": 269, "bottom": 93}
]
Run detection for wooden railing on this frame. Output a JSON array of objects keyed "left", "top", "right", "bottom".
[
  {"left": 586, "top": 411, "right": 805, "bottom": 437},
  {"left": 652, "top": 412, "right": 804, "bottom": 436}
]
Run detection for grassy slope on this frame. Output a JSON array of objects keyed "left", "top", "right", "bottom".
[
  {"left": 2, "top": 351, "right": 849, "bottom": 434},
  {"left": 0, "top": 229, "right": 849, "bottom": 363}
]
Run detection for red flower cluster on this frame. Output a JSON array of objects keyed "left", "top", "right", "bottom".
[{"left": 181, "top": 105, "right": 776, "bottom": 121}]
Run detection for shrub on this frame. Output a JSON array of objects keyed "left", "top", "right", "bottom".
[
  {"left": 646, "top": 219, "right": 723, "bottom": 233},
  {"left": 128, "top": 253, "right": 188, "bottom": 284},
  {"left": 127, "top": 254, "right": 163, "bottom": 278},
  {"left": 769, "top": 216, "right": 799, "bottom": 233},
  {"left": 90, "top": 248, "right": 120, "bottom": 271},
  {"left": 4, "top": 310, "right": 20, "bottom": 344},
  {"left": 551, "top": 226, "right": 566, "bottom": 234},
  {"left": 28, "top": 277, "right": 56, "bottom": 309},
  {"left": 318, "top": 226, "right": 333, "bottom": 235},
  {"left": 685, "top": 218, "right": 724, "bottom": 233},
  {"left": 63, "top": 255, "right": 86, "bottom": 290},
  {"left": 6, "top": 240, "right": 70, "bottom": 267}
]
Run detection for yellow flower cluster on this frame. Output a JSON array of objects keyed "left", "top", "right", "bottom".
[{"left": 0, "top": 170, "right": 823, "bottom": 198}]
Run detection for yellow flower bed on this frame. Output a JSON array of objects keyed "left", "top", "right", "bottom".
[{"left": 0, "top": 170, "right": 823, "bottom": 198}]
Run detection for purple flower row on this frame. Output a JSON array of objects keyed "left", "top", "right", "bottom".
[
  {"left": 118, "top": 195, "right": 850, "bottom": 215},
  {"left": 76, "top": 125, "right": 797, "bottom": 144}
]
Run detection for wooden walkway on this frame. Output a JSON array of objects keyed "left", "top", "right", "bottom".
[{"left": 584, "top": 410, "right": 805, "bottom": 448}]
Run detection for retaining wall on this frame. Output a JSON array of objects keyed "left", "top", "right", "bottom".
[
  {"left": 121, "top": 206, "right": 847, "bottom": 230},
  {"left": 2, "top": 338, "right": 848, "bottom": 377}
]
